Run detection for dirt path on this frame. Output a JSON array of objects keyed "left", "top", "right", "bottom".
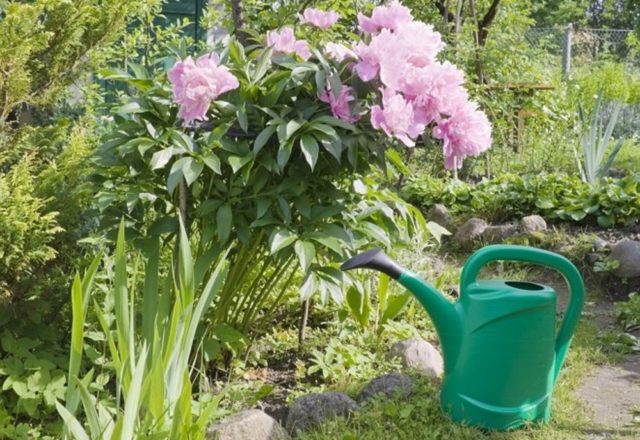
[
  {"left": 527, "top": 270, "right": 640, "bottom": 438},
  {"left": 575, "top": 294, "right": 640, "bottom": 438}
]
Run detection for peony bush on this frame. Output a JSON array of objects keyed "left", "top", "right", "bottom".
[
  {"left": 95, "top": 1, "right": 491, "bottom": 350},
  {"left": 168, "top": 0, "right": 491, "bottom": 169}
]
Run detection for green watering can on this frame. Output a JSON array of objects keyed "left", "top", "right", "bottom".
[{"left": 341, "top": 245, "right": 585, "bottom": 431}]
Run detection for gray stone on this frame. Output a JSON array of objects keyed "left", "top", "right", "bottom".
[
  {"left": 207, "top": 409, "right": 289, "bottom": 440},
  {"left": 388, "top": 338, "right": 444, "bottom": 378},
  {"left": 520, "top": 215, "right": 547, "bottom": 234},
  {"left": 454, "top": 218, "right": 487, "bottom": 245},
  {"left": 588, "top": 252, "right": 601, "bottom": 264},
  {"left": 286, "top": 392, "right": 357, "bottom": 433},
  {"left": 610, "top": 239, "right": 640, "bottom": 278},
  {"left": 427, "top": 204, "right": 452, "bottom": 228},
  {"left": 594, "top": 237, "right": 609, "bottom": 252},
  {"left": 481, "top": 224, "right": 519, "bottom": 242},
  {"left": 357, "top": 373, "right": 413, "bottom": 403}
]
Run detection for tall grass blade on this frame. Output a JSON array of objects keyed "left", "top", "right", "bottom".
[{"left": 56, "top": 401, "right": 91, "bottom": 440}]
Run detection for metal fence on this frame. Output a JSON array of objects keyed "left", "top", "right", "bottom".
[
  {"left": 161, "top": 0, "right": 207, "bottom": 42},
  {"left": 525, "top": 26, "right": 635, "bottom": 75}
]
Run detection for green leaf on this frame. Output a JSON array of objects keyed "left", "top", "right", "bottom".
[
  {"left": 182, "top": 158, "right": 204, "bottom": 186},
  {"left": 300, "top": 135, "right": 319, "bottom": 170},
  {"left": 56, "top": 402, "right": 91, "bottom": 440},
  {"left": 228, "top": 154, "right": 252, "bottom": 173},
  {"left": 285, "top": 120, "right": 303, "bottom": 141},
  {"left": 117, "top": 101, "right": 142, "bottom": 114},
  {"left": 426, "top": 221, "right": 451, "bottom": 243},
  {"left": 346, "top": 286, "right": 370, "bottom": 328},
  {"left": 270, "top": 229, "right": 298, "bottom": 254},
  {"left": 300, "top": 273, "right": 317, "bottom": 301},
  {"left": 216, "top": 203, "right": 233, "bottom": 242},
  {"left": 254, "top": 125, "right": 277, "bottom": 154},
  {"left": 203, "top": 154, "right": 221, "bottom": 174},
  {"left": 256, "top": 198, "right": 271, "bottom": 218},
  {"left": 294, "top": 241, "right": 316, "bottom": 272},
  {"left": 212, "top": 324, "right": 245, "bottom": 344},
  {"left": 380, "top": 293, "right": 411, "bottom": 326},
  {"left": 253, "top": 47, "right": 273, "bottom": 82},
  {"left": 277, "top": 142, "right": 293, "bottom": 169},
  {"left": 313, "top": 115, "right": 356, "bottom": 132},
  {"left": 151, "top": 147, "right": 174, "bottom": 170},
  {"left": 236, "top": 105, "right": 249, "bottom": 133}
]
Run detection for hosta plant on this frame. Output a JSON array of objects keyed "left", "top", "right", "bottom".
[{"left": 94, "top": 1, "right": 490, "bottom": 349}]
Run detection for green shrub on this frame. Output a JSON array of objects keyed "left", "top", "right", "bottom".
[
  {"left": 402, "top": 173, "right": 640, "bottom": 228},
  {"left": 93, "top": 37, "right": 425, "bottom": 354},
  {"left": 0, "top": 157, "right": 62, "bottom": 302}
]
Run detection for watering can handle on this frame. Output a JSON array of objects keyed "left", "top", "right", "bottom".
[{"left": 459, "top": 244, "right": 585, "bottom": 383}]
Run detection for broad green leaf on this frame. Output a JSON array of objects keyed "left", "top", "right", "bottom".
[
  {"left": 300, "top": 273, "right": 317, "bottom": 301},
  {"left": 151, "top": 147, "right": 174, "bottom": 170},
  {"left": 346, "top": 286, "right": 370, "bottom": 328},
  {"left": 203, "top": 154, "right": 221, "bottom": 174},
  {"left": 380, "top": 293, "right": 412, "bottom": 326},
  {"left": 228, "top": 154, "right": 252, "bottom": 173},
  {"left": 270, "top": 229, "right": 298, "bottom": 254},
  {"left": 300, "top": 135, "right": 319, "bottom": 170},
  {"left": 294, "top": 240, "right": 316, "bottom": 272},
  {"left": 254, "top": 125, "right": 277, "bottom": 154},
  {"left": 182, "top": 157, "right": 204, "bottom": 186}
]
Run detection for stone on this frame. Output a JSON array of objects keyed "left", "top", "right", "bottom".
[
  {"left": 286, "top": 392, "right": 357, "bottom": 434},
  {"left": 481, "top": 224, "right": 519, "bottom": 242},
  {"left": 593, "top": 237, "right": 609, "bottom": 252},
  {"left": 427, "top": 204, "right": 452, "bottom": 228},
  {"left": 520, "top": 215, "right": 547, "bottom": 234},
  {"left": 357, "top": 373, "right": 413, "bottom": 403},
  {"left": 207, "top": 409, "right": 289, "bottom": 440},
  {"left": 610, "top": 239, "right": 640, "bottom": 278},
  {"left": 388, "top": 338, "right": 444, "bottom": 378},
  {"left": 454, "top": 218, "right": 487, "bottom": 245},
  {"left": 588, "top": 252, "right": 601, "bottom": 264}
]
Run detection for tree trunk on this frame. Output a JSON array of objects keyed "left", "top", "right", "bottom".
[{"left": 229, "top": 0, "right": 247, "bottom": 44}]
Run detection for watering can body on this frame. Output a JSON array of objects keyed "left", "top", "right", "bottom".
[{"left": 341, "top": 245, "right": 585, "bottom": 431}]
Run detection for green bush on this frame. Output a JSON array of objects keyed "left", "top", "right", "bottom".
[
  {"left": 402, "top": 173, "right": 640, "bottom": 228},
  {"left": 0, "top": 157, "right": 62, "bottom": 302}
]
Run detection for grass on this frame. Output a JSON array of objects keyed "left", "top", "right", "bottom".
[{"left": 298, "top": 319, "right": 605, "bottom": 440}]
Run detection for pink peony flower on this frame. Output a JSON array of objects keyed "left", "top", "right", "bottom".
[
  {"left": 370, "top": 89, "right": 425, "bottom": 147},
  {"left": 266, "top": 27, "right": 311, "bottom": 60},
  {"left": 353, "top": 29, "right": 395, "bottom": 81},
  {"left": 433, "top": 101, "right": 492, "bottom": 169},
  {"left": 168, "top": 54, "right": 239, "bottom": 124},
  {"left": 300, "top": 8, "right": 340, "bottom": 29},
  {"left": 381, "top": 61, "right": 467, "bottom": 124},
  {"left": 325, "top": 42, "right": 356, "bottom": 62},
  {"left": 357, "top": 1, "right": 413, "bottom": 34},
  {"left": 320, "top": 84, "right": 361, "bottom": 124}
]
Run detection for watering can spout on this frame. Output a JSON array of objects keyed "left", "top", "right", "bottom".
[
  {"left": 339, "top": 248, "right": 404, "bottom": 279},
  {"left": 341, "top": 249, "right": 460, "bottom": 351}
]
